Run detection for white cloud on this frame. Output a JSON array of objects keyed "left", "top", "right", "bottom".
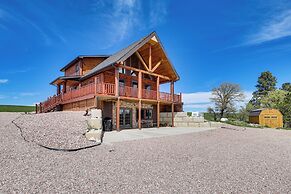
[
  {"left": 0, "top": 79, "right": 8, "bottom": 84},
  {"left": 0, "top": 7, "right": 65, "bottom": 45},
  {"left": 247, "top": 9, "right": 291, "bottom": 45},
  {"left": 149, "top": 1, "right": 168, "bottom": 27},
  {"left": 182, "top": 91, "right": 253, "bottom": 112},
  {"left": 20, "top": 92, "right": 39, "bottom": 96},
  {"left": 92, "top": 0, "right": 169, "bottom": 48},
  {"left": 182, "top": 92, "right": 212, "bottom": 104}
]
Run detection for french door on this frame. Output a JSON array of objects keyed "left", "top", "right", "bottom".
[{"left": 119, "top": 108, "right": 132, "bottom": 129}]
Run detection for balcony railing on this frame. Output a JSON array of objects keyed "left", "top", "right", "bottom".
[
  {"left": 39, "top": 82, "right": 181, "bottom": 113},
  {"left": 119, "top": 86, "right": 138, "bottom": 98},
  {"left": 142, "top": 89, "right": 157, "bottom": 100}
]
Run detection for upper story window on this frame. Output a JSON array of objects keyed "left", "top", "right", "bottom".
[
  {"left": 119, "top": 68, "right": 126, "bottom": 74},
  {"left": 130, "top": 70, "right": 137, "bottom": 76},
  {"left": 75, "top": 63, "right": 80, "bottom": 75},
  {"left": 145, "top": 84, "right": 151, "bottom": 91}
]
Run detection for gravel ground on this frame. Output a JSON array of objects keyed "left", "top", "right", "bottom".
[
  {"left": 1, "top": 112, "right": 291, "bottom": 193},
  {"left": 13, "top": 111, "right": 95, "bottom": 149}
]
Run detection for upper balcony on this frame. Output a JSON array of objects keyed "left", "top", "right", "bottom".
[{"left": 39, "top": 82, "right": 182, "bottom": 113}]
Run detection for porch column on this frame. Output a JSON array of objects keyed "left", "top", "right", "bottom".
[
  {"left": 171, "top": 81, "right": 174, "bottom": 127},
  {"left": 62, "top": 81, "right": 67, "bottom": 93},
  {"left": 157, "top": 76, "right": 160, "bottom": 128},
  {"left": 101, "top": 73, "right": 105, "bottom": 94},
  {"left": 156, "top": 76, "right": 160, "bottom": 100},
  {"left": 116, "top": 98, "right": 120, "bottom": 131},
  {"left": 138, "top": 71, "right": 142, "bottom": 129},
  {"left": 138, "top": 100, "right": 141, "bottom": 129},
  {"left": 115, "top": 67, "right": 119, "bottom": 97},
  {"left": 94, "top": 76, "right": 97, "bottom": 94},
  {"left": 157, "top": 102, "right": 160, "bottom": 128},
  {"left": 57, "top": 85, "right": 61, "bottom": 95}
]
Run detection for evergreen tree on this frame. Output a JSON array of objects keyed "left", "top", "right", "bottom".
[
  {"left": 250, "top": 71, "right": 277, "bottom": 107},
  {"left": 281, "top": 82, "right": 291, "bottom": 92}
]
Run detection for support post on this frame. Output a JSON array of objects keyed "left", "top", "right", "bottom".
[
  {"left": 138, "top": 99, "right": 141, "bottom": 129},
  {"left": 171, "top": 81, "right": 174, "bottom": 127},
  {"left": 138, "top": 71, "right": 143, "bottom": 129},
  {"left": 94, "top": 76, "right": 97, "bottom": 94},
  {"left": 171, "top": 103, "right": 174, "bottom": 127},
  {"left": 157, "top": 102, "right": 160, "bottom": 128},
  {"left": 156, "top": 76, "right": 160, "bottom": 101},
  {"left": 101, "top": 73, "right": 105, "bottom": 94},
  {"left": 115, "top": 67, "right": 119, "bottom": 96},
  {"left": 138, "top": 71, "right": 142, "bottom": 99},
  {"left": 63, "top": 81, "right": 67, "bottom": 93},
  {"left": 116, "top": 98, "right": 120, "bottom": 131},
  {"left": 149, "top": 44, "right": 152, "bottom": 70},
  {"left": 57, "top": 85, "right": 61, "bottom": 95}
]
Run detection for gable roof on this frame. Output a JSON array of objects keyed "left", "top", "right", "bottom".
[
  {"left": 60, "top": 55, "right": 110, "bottom": 72},
  {"left": 81, "top": 31, "right": 179, "bottom": 81}
]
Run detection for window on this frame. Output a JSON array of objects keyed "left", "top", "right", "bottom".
[
  {"left": 145, "top": 84, "right": 151, "bottom": 90},
  {"left": 137, "top": 109, "right": 153, "bottom": 120},
  {"left": 119, "top": 68, "right": 126, "bottom": 74},
  {"left": 119, "top": 79, "right": 125, "bottom": 87},
  {"left": 130, "top": 70, "right": 137, "bottom": 76},
  {"left": 132, "top": 81, "right": 138, "bottom": 88},
  {"left": 75, "top": 64, "right": 80, "bottom": 75}
]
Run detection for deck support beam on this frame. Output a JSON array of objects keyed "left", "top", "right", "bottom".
[
  {"left": 138, "top": 71, "right": 142, "bottom": 129},
  {"left": 57, "top": 85, "right": 61, "bottom": 95},
  {"left": 62, "top": 81, "right": 67, "bottom": 93},
  {"left": 116, "top": 63, "right": 171, "bottom": 81},
  {"left": 135, "top": 52, "right": 150, "bottom": 71},
  {"left": 116, "top": 97, "right": 120, "bottom": 131},
  {"left": 115, "top": 67, "right": 119, "bottom": 96},
  {"left": 149, "top": 44, "right": 152, "bottom": 70},
  {"left": 138, "top": 100, "right": 141, "bottom": 129},
  {"left": 157, "top": 101, "right": 160, "bottom": 128},
  {"left": 171, "top": 81, "right": 174, "bottom": 127}
]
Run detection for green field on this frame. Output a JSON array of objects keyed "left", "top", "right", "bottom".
[{"left": 0, "top": 105, "right": 35, "bottom": 112}]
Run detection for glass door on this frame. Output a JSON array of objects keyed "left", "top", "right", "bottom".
[{"left": 119, "top": 108, "right": 132, "bottom": 129}]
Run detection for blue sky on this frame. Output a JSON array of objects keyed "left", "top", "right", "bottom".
[{"left": 0, "top": 0, "right": 290, "bottom": 112}]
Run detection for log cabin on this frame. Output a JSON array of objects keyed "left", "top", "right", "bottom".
[{"left": 37, "top": 32, "right": 183, "bottom": 130}]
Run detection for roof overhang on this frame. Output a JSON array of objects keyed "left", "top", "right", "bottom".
[
  {"left": 60, "top": 55, "right": 110, "bottom": 72},
  {"left": 50, "top": 75, "right": 81, "bottom": 85}
]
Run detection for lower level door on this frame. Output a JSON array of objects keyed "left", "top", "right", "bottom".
[{"left": 119, "top": 108, "right": 132, "bottom": 129}]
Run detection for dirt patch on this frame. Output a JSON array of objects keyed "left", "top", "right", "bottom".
[{"left": 13, "top": 111, "right": 95, "bottom": 149}]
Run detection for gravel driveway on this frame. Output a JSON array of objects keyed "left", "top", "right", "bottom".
[{"left": 1, "top": 112, "right": 291, "bottom": 193}]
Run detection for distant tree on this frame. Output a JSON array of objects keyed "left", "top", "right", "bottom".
[
  {"left": 250, "top": 71, "right": 277, "bottom": 107},
  {"left": 281, "top": 82, "right": 291, "bottom": 92},
  {"left": 237, "top": 102, "right": 255, "bottom": 122},
  {"left": 210, "top": 83, "right": 245, "bottom": 119},
  {"left": 260, "top": 90, "right": 287, "bottom": 109},
  {"left": 207, "top": 107, "right": 218, "bottom": 121},
  {"left": 280, "top": 92, "right": 291, "bottom": 128}
]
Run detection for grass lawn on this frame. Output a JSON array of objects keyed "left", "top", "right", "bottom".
[{"left": 0, "top": 105, "right": 35, "bottom": 112}]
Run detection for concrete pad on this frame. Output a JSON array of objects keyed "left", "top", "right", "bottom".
[{"left": 103, "top": 127, "right": 216, "bottom": 143}]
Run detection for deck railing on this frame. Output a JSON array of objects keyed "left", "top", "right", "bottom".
[
  {"left": 40, "top": 82, "right": 181, "bottom": 112},
  {"left": 119, "top": 86, "right": 138, "bottom": 98},
  {"left": 142, "top": 89, "right": 157, "bottom": 100}
]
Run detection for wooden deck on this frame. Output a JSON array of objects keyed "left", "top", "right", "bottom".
[{"left": 39, "top": 82, "right": 181, "bottom": 113}]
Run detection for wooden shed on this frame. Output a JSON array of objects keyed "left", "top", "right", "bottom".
[{"left": 249, "top": 108, "right": 283, "bottom": 128}]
